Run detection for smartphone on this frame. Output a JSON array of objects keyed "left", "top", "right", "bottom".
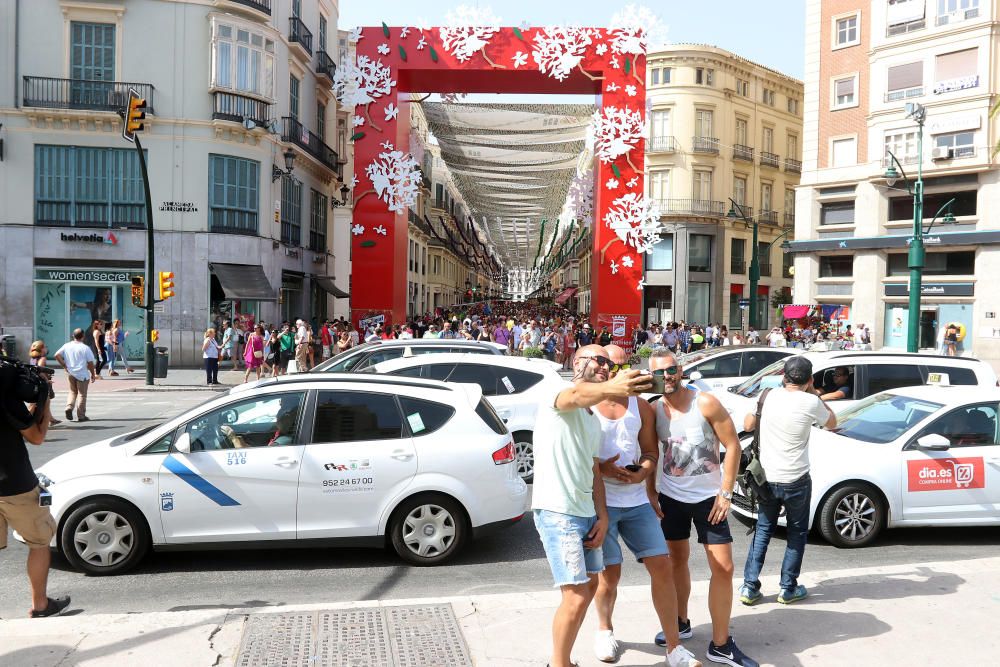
[
  {"left": 624, "top": 464, "right": 642, "bottom": 472},
  {"left": 647, "top": 372, "right": 665, "bottom": 394}
]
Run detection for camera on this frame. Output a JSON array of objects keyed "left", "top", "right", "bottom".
[{"left": 0, "top": 357, "right": 52, "bottom": 423}]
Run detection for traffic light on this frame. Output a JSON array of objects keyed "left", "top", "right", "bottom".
[
  {"left": 150, "top": 329, "right": 159, "bottom": 343},
  {"left": 158, "top": 271, "right": 175, "bottom": 300},
  {"left": 122, "top": 90, "right": 147, "bottom": 143},
  {"left": 131, "top": 276, "right": 144, "bottom": 307}
]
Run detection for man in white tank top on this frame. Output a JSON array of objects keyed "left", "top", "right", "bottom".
[
  {"left": 591, "top": 346, "right": 701, "bottom": 667},
  {"left": 649, "top": 349, "right": 760, "bottom": 667}
]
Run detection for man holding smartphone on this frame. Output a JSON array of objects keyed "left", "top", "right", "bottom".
[
  {"left": 0, "top": 362, "right": 71, "bottom": 618},
  {"left": 648, "top": 349, "right": 758, "bottom": 667},
  {"left": 532, "top": 344, "right": 653, "bottom": 667},
  {"left": 591, "top": 346, "right": 701, "bottom": 666}
]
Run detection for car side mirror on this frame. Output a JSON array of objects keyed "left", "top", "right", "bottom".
[
  {"left": 688, "top": 371, "right": 703, "bottom": 381},
  {"left": 915, "top": 433, "right": 950, "bottom": 451},
  {"left": 174, "top": 431, "right": 192, "bottom": 454}
]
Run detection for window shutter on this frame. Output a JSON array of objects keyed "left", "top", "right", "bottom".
[
  {"left": 935, "top": 48, "right": 977, "bottom": 81},
  {"left": 835, "top": 78, "right": 854, "bottom": 98},
  {"left": 887, "top": 62, "right": 923, "bottom": 91}
]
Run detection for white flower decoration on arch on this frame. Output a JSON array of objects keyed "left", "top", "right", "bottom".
[
  {"left": 593, "top": 106, "right": 645, "bottom": 173},
  {"left": 333, "top": 55, "right": 396, "bottom": 131},
  {"left": 361, "top": 142, "right": 421, "bottom": 214},
  {"left": 604, "top": 193, "right": 663, "bottom": 255},
  {"left": 609, "top": 4, "right": 668, "bottom": 56},
  {"left": 531, "top": 26, "right": 602, "bottom": 81},
  {"left": 567, "top": 169, "right": 594, "bottom": 221},
  {"left": 440, "top": 5, "right": 505, "bottom": 67}
]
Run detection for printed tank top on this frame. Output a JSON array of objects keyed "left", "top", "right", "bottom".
[{"left": 654, "top": 389, "right": 722, "bottom": 504}]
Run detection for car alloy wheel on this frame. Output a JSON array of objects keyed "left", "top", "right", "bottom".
[
  {"left": 833, "top": 492, "right": 877, "bottom": 542},
  {"left": 512, "top": 432, "right": 534, "bottom": 483},
  {"left": 73, "top": 510, "right": 135, "bottom": 568},
  {"left": 402, "top": 503, "right": 456, "bottom": 558},
  {"left": 818, "top": 483, "right": 885, "bottom": 548}
]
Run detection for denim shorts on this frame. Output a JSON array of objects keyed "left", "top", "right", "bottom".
[
  {"left": 602, "top": 503, "right": 669, "bottom": 566},
  {"left": 533, "top": 510, "right": 604, "bottom": 587}
]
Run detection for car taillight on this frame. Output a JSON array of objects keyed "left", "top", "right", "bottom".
[{"left": 492, "top": 440, "right": 515, "bottom": 465}]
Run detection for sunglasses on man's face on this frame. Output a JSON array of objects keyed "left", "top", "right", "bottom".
[
  {"left": 579, "top": 355, "right": 612, "bottom": 368},
  {"left": 610, "top": 363, "right": 632, "bottom": 372},
  {"left": 651, "top": 366, "right": 680, "bottom": 376}
]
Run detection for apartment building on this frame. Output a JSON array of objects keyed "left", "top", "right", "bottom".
[
  {"left": 644, "top": 44, "right": 802, "bottom": 329},
  {"left": 0, "top": 0, "right": 350, "bottom": 364},
  {"left": 794, "top": 0, "right": 999, "bottom": 357}
]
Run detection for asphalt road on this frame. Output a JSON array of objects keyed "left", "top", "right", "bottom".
[{"left": 2, "top": 388, "right": 999, "bottom": 618}]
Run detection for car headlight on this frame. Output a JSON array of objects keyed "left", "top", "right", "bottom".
[{"left": 36, "top": 473, "right": 54, "bottom": 489}]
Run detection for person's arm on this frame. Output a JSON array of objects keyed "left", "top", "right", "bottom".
[
  {"left": 54, "top": 352, "right": 66, "bottom": 369},
  {"left": 583, "top": 458, "right": 609, "bottom": 549},
  {"left": 553, "top": 370, "right": 651, "bottom": 411},
  {"left": 700, "top": 393, "right": 740, "bottom": 525},
  {"left": 820, "top": 388, "right": 847, "bottom": 401},
  {"left": 743, "top": 411, "right": 757, "bottom": 432},
  {"left": 20, "top": 403, "right": 51, "bottom": 445},
  {"left": 814, "top": 394, "right": 837, "bottom": 429},
  {"left": 87, "top": 360, "right": 97, "bottom": 381}
]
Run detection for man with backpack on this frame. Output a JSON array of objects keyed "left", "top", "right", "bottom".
[{"left": 740, "top": 356, "right": 836, "bottom": 607}]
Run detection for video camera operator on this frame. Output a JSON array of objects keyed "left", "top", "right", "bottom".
[{"left": 0, "top": 357, "right": 71, "bottom": 617}]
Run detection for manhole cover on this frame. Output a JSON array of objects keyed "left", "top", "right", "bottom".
[{"left": 235, "top": 604, "right": 472, "bottom": 667}]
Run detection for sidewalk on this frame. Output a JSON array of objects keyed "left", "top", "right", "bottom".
[
  {"left": 1, "top": 555, "right": 997, "bottom": 666},
  {"left": 48, "top": 367, "right": 260, "bottom": 394}
]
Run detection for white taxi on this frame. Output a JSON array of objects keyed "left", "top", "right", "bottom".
[
  {"left": 31, "top": 374, "right": 528, "bottom": 575},
  {"left": 731, "top": 385, "right": 1000, "bottom": 547}
]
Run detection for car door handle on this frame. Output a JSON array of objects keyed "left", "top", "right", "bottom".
[
  {"left": 390, "top": 449, "right": 415, "bottom": 461},
  {"left": 273, "top": 457, "right": 298, "bottom": 466}
]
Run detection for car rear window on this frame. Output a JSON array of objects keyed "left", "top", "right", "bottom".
[
  {"left": 397, "top": 397, "right": 455, "bottom": 436},
  {"left": 475, "top": 398, "right": 507, "bottom": 435}
]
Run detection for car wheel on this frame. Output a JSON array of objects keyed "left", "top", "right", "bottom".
[
  {"left": 818, "top": 483, "right": 886, "bottom": 548},
  {"left": 389, "top": 495, "right": 467, "bottom": 566},
  {"left": 60, "top": 498, "right": 150, "bottom": 575},
  {"left": 512, "top": 431, "right": 534, "bottom": 484}
]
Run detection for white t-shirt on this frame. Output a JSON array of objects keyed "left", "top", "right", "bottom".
[
  {"left": 594, "top": 397, "right": 648, "bottom": 508},
  {"left": 531, "top": 382, "right": 603, "bottom": 517},
  {"left": 55, "top": 340, "right": 96, "bottom": 381},
  {"left": 758, "top": 388, "right": 830, "bottom": 483}
]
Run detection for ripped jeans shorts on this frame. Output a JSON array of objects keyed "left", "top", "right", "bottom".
[{"left": 533, "top": 509, "right": 604, "bottom": 587}]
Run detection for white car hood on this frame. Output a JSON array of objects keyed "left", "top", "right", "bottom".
[{"left": 37, "top": 438, "right": 124, "bottom": 482}]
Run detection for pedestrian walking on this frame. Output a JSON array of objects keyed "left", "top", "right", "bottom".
[
  {"left": 202, "top": 328, "right": 221, "bottom": 385},
  {"left": 649, "top": 349, "right": 759, "bottom": 667},
  {"left": 107, "top": 319, "right": 133, "bottom": 376},
  {"left": 53, "top": 329, "right": 97, "bottom": 422},
  {"left": 532, "top": 344, "right": 654, "bottom": 667},
  {"left": 243, "top": 325, "right": 266, "bottom": 383},
  {"left": 592, "top": 345, "right": 701, "bottom": 666},
  {"left": 90, "top": 320, "right": 108, "bottom": 376},
  {"left": 28, "top": 341, "right": 61, "bottom": 426},
  {"left": 0, "top": 361, "right": 71, "bottom": 618},
  {"left": 277, "top": 324, "right": 295, "bottom": 375},
  {"left": 220, "top": 321, "right": 236, "bottom": 370},
  {"left": 740, "top": 357, "right": 836, "bottom": 608},
  {"left": 320, "top": 320, "right": 333, "bottom": 360}
]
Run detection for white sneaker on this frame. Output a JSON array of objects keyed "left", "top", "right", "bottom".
[
  {"left": 594, "top": 629, "right": 620, "bottom": 663},
  {"left": 667, "top": 644, "right": 703, "bottom": 667}
]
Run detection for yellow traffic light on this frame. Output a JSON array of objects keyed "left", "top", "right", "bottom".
[
  {"left": 123, "top": 91, "right": 146, "bottom": 142},
  {"left": 151, "top": 329, "right": 159, "bottom": 343},
  {"left": 158, "top": 271, "right": 175, "bottom": 300}
]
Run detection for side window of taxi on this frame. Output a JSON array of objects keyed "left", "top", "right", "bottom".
[
  {"left": 311, "top": 391, "right": 404, "bottom": 443},
  {"left": 918, "top": 404, "right": 1000, "bottom": 448},
  {"left": 185, "top": 392, "right": 305, "bottom": 451}
]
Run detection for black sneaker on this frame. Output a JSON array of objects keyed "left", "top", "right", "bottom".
[
  {"left": 30, "top": 596, "right": 71, "bottom": 618},
  {"left": 65, "top": 408, "right": 73, "bottom": 421},
  {"left": 655, "top": 617, "right": 693, "bottom": 646},
  {"left": 706, "top": 636, "right": 758, "bottom": 667},
  {"left": 76, "top": 416, "right": 91, "bottom": 423}
]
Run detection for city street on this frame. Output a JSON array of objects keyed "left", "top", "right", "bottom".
[{"left": 2, "top": 382, "right": 999, "bottom": 620}]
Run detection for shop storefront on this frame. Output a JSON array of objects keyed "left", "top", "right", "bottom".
[
  {"left": 209, "top": 262, "right": 276, "bottom": 332},
  {"left": 33, "top": 267, "right": 146, "bottom": 359},
  {"left": 883, "top": 282, "right": 974, "bottom": 354}
]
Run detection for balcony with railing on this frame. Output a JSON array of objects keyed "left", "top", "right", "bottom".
[
  {"left": 885, "top": 86, "right": 923, "bottom": 103},
  {"left": 655, "top": 198, "right": 725, "bottom": 217},
  {"left": 281, "top": 220, "right": 301, "bottom": 247},
  {"left": 784, "top": 211, "right": 795, "bottom": 226},
  {"left": 219, "top": 0, "right": 272, "bottom": 16},
  {"left": 281, "top": 116, "right": 341, "bottom": 176},
  {"left": 730, "top": 204, "right": 752, "bottom": 221},
  {"left": 288, "top": 16, "right": 313, "bottom": 56},
  {"left": 692, "top": 136, "right": 720, "bottom": 154},
  {"left": 784, "top": 158, "right": 802, "bottom": 173},
  {"left": 212, "top": 91, "right": 272, "bottom": 126},
  {"left": 760, "top": 151, "right": 780, "bottom": 168},
  {"left": 23, "top": 77, "right": 155, "bottom": 115},
  {"left": 730, "top": 259, "right": 746, "bottom": 274},
  {"left": 887, "top": 18, "right": 925, "bottom": 36},
  {"left": 316, "top": 50, "right": 336, "bottom": 82},
  {"left": 648, "top": 135, "right": 677, "bottom": 153},
  {"left": 759, "top": 210, "right": 779, "bottom": 225},
  {"left": 733, "top": 144, "right": 754, "bottom": 162}
]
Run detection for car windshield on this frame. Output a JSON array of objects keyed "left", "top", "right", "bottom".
[
  {"left": 830, "top": 393, "right": 943, "bottom": 444},
  {"left": 311, "top": 344, "right": 375, "bottom": 373},
  {"left": 678, "top": 348, "right": 730, "bottom": 365},
  {"left": 733, "top": 359, "right": 786, "bottom": 397}
]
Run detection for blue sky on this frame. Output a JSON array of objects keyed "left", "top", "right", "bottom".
[{"left": 339, "top": 0, "right": 805, "bottom": 79}]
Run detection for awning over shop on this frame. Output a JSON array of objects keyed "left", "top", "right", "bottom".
[
  {"left": 314, "top": 275, "right": 349, "bottom": 298},
  {"left": 782, "top": 305, "right": 811, "bottom": 319},
  {"left": 209, "top": 263, "right": 277, "bottom": 301},
  {"left": 554, "top": 287, "right": 579, "bottom": 305}
]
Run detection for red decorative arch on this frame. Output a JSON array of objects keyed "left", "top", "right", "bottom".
[{"left": 348, "top": 24, "right": 646, "bottom": 348}]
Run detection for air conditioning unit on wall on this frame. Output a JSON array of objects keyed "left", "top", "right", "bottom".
[{"left": 931, "top": 146, "right": 952, "bottom": 160}]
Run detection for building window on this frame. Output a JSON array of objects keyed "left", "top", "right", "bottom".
[
  {"left": 833, "top": 75, "right": 857, "bottom": 108},
  {"left": 317, "top": 101, "right": 326, "bottom": 140},
  {"left": 695, "top": 109, "right": 714, "bottom": 138},
  {"left": 934, "top": 48, "right": 979, "bottom": 94},
  {"left": 647, "top": 234, "right": 673, "bottom": 270},
  {"left": 208, "top": 154, "right": 259, "bottom": 234},
  {"left": 820, "top": 255, "right": 854, "bottom": 277},
  {"left": 688, "top": 282, "right": 711, "bottom": 325},
  {"left": 831, "top": 137, "right": 857, "bottom": 167},
  {"left": 884, "top": 130, "right": 919, "bottom": 164},
  {"left": 693, "top": 169, "right": 713, "bottom": 202},
  {"left": 757, "top": 242, "right": 772, "bottom": 275},
  {"left": 787, "top": 98, "right": 799, "bottom": 114},
  {"left": 762, "top": 126, "right": 774, "bottom": 153},
  {"left": 820, "top": 201, "right": 855, "bottom": 225},
  {"left": 212, "top": 20, "right": 275, "bottom": 98},
  {"left": 70, "top": 22, "right": 115, "bottom": 85},
  {"left": 736, "top": 79, "right": 749, "bottom": 96},
  {"left": 695, "top": 67, "right": 714, "bottom": 86},
  {"left": 318, "top": 15, "right": 327, "bottom": 51},
  {"left": 835, "top": 14, "right": 859, "bottom": 46},
  {"left": 735, "top": 117, "right": 748, "bottom": 146},
  {"left": 886, "top": 61, "right": 924, "bottom": 101},
  {"left": 689, "top": 234, "right": 713, "bottom": 272},
  {"left": 280, "top": 175, "right": 302, "bottom": 246},
  {"left": 309, "top": 189, "right": 327, "bottom": 252},
  {"left": 662, "top": 67, "right": 672, "bottom": 83},
  {"left": 887, "top": 251, "right": 974, "bottom": 276},
  {"left": 730, "top": 238, "right": 746, "bottom": 272},
  {"left": 733, "top": 176, "right": 747, "bottom": 206},
  {"left": 934, "top": 131, "right": 975, "bottom": 158},
  {"left": 34, "top": 145, "right": 146, "bottom": 228},
  {"left": 936, "top": 0, "right": 980, "bottom": 25},
  {"left": 761, "top": 182, "right": 773, "bottom": 212},
  {"left": 650, "top": 170, "right": 670, "bottom": 201},
  {"left": 889, "top": 189, "right": 977, "bottom": 220},
  {"left": 787, "top": 134, "right": 798, "bottom": 159},
  {"left": 762, "top": 88, "right": 775, "bottom": 106},
  {"left": 784, "top": 189, "right": 796, "bottom": 216},
  {"left": 650, "top": 109, "right": 671, "bottom": 139},
  {"left": 728, "top": 285, "right": 744, "bottom": 327},
  {"left": 291, "top": 0, "right": 301, "bottom": 17},
  {"left": 651, "top": 68, "right": 659, "bottom": 85},
  {"left": 782, "top": 252, "right": 794, "bottom": 279},
  {"left": 887, "top": 0, "right": 927, "bottom": 35},
  {"left": 289, "top": 75, "right": 299, "bottom": 119}
]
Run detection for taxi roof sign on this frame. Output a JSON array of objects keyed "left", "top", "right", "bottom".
[{"left": 926, "top": 371, "right": 950, "bottom": 386}]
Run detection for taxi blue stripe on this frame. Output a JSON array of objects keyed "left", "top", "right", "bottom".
[{"left": 163, "top": 455, "right": 241, "bottom": 506}]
